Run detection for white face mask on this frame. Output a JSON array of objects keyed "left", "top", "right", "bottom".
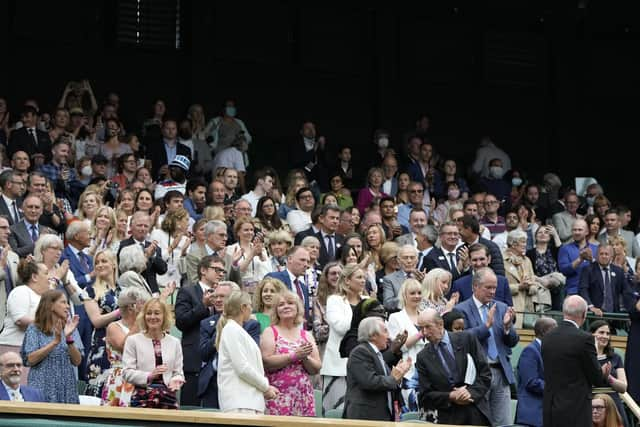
[
  {"left": 81, "top": 166, "right": 93, "bottom": 177},
  {"left": 511, "top": 177, "right": 523, "bottom": 187},
  {"left": 489, "top": 166, "right": 504, "bottom": 179},
  {"left": 377, "top": 137, "right": 389, "bottom": 149}
]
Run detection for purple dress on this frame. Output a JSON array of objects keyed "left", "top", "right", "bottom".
[{"left": 265, "top": 326, "right": 315, "bottom": 416}]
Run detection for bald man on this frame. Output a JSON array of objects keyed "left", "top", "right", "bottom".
[{"left": 0, "top": 351, "right": 44, "bottom": 401}]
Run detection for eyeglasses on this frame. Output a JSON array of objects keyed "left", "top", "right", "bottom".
[
  {"left": 409, "top": 190, "right": 423, "bottom": 194},
  {"left": 299, "top": 194, "right": 313, "bottom": 200},
  {"left": 592, "top": 406, "right": 605, "bottom": 412},
  {"left": 208, "top": 266, "right": 226, "bottom": 273}
]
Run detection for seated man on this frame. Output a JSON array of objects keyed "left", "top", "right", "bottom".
[
  {"left": 416, "top": 308, "right": 492, "bottom": 425},
  {"left": 0, "top": 351, "right": 45, "bottom": 401}
]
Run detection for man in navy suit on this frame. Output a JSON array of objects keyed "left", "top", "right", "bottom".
[
  {"left": 579, "top": 244, "right": 628, "bottom": 316},
  {"left": 265, "top": 246, "right": 312, "bottom": 329},
  {"left": 198, "top": 281, "right": 260, "bottom": 408},
  {"left": 0, "top": 352, "right": 45, "bottom": 402},
  {"left": 455, "top": 267, "right": 519, "bottom": 426},
  {"left": 7, "top": 106, "right": 52, "bottom": 163},
  {"left": 449, "top": 243, "right": 513, "bottom": 306},
  {"left": 294, "top": 204, "right": 343, "bottom": 269},
  {"left": 422, "top": 222, "right": 462, "bottom": 280},
  {"left": 174, "top": 254, "right": 225, "bottom": 406},
  {"left": 515, "top": 317, "right": 557, "bottom": 427}
]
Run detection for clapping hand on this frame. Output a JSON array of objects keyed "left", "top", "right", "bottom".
[
  {"left": 391, "top": 358, "right": 412, "bottom": 382},
  {"left": 485, "top": 304, "right": 496, "bottom": 328},
  {"left": 144, "top": 241, "right": 159, "bottom": 258},
  {"left": 168, "top": 377, "right": 185, "bottom": 392},
  {"left": 263, "top": 385, "right": 279, "bottom": 400},
  {"left": 55, "top": 259, "right": 70, "bottom": 282},
  {"left": 160, "top": 282, "right": 177, "bottom": 300},
  {"left": 390, "top": 330, "right": 408, "bottom": 354},
  {"left": 150, "top": 364, "right": 168, "bottom": 380},
  {"left": 601, "top": 361, "right": 612, "bottom": 378},
  {"left": 294, "top": 342, "right": 313, "bottom": 361},
  {"left": 503, "top": 307, "right": 516, "bottom": 329},
  {"left": 64, "top": 314, "right": 80, "bottom": 338}
]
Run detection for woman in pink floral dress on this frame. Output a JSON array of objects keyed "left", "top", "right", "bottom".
[{"left": 260, "top": 291, "right": 321, "bottom": 416}]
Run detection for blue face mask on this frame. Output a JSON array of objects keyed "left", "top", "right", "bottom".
[
  {"left": 225, "top": 106, "right": 237, "bottom": 118},
  {"left": 512, "top": 177, "right": 523, "bottom": 187}
]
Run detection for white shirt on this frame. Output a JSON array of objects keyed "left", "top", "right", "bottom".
[
  {"left": 212, "top": 146, "right": 246, "bottom": 173},
  {"left": 0, "top": 286, "right": 41, "bottom": 346},
  {"left": 286, "top": 210, "right": 312, "bottom": 235},
  {"left": 2, "top": 195, "right": 18, "bottom": 223}
]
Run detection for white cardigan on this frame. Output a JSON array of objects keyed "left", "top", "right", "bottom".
[
  {"left": 319, "top": 295, "right": 353, "bottom": 377},
  {"left": 217, "top": 319, "right": 269, "bottom": 412},
  {"left": 122, "top": 333, "right": 184, "bottom": 387},
  {"left": 387, "top": 309, "right": 424, "bottom": 380}
]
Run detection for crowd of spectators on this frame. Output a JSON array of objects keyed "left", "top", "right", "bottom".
[{"left": 0, "top": 83, "right": 638, "bottom": 426}]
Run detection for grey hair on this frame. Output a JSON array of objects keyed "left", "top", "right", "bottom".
[
  {"left": 472, "top": 267, "right": 496, "bottom": 288},
  {"left": 118, "top": 244, "right": 147, "bottom": 274},
  {"left": 396, "top": 244, "right": 418, "bottom": 258},
  {"left": 357, "top": 317, "right": 385, "bottom": 343},
  {"left": 205, "top": 220, "right": 227, "bottom": 237},
  {"left": 131, "top": 210, "right": 150, "bottom": 226},
  {"left": 66, "top": 220, "right": 89, "bottom": 241},
  {"left": 33, "top": 234, "right": 63, "bottom": 263},
  {"left": 300, "top": 235, "right": 321, "bottom": 248},
  {"left": 506, "top": 229, "right": 528, "bottom": 247},
  {"left": 217, "top": 281, "right": 241, "bottom": 293},
  {"left": 563, "top": 295, "right": 588, "bottom": 318},
  {"left": 533, "top": 317, "right": 557, "bottom": 339},
  {"left": 417, "top": 224, "right": 438, "bottom": 245},
  {"left": 117, "top": 287, "right": 147, "bottom": 311}
]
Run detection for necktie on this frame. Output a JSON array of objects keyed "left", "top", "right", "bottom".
[
  {"left": 294, "top": 278, "right": 307, "bottom": 328},
  {"left": 602, "top": 267, "right": 613, "bottom": 313},
  {"left": 28, "top": 128, "right": 38, "bottom": 147},
  {"left": 480, "top": 304, "right": 499, "bottom": 360},
  {"left": 11, "top": 201, "right": 20, "bottom": 224},
  {"left": 29, "top": 224, "right": 38, "bottom": 242},
  {"left": 438, "top": 341, "right": 458, "bottom": 386},
  {"left": 326, "top": 235, "right": 335, "bottom": 259},
  {"left": 78, "top": 252, "right": 90, "bottom": 272},
  {"left": 376, "top": 351, "right": 393, "bottom": 415},
  {"left": 448, "top": 252, "right": 459, "bottom": 277},
  {"left": 11, "top": 389, "right": 23, "bottom": 402}
]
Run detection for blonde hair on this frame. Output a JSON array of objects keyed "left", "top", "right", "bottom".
[
  {"left": 252, "top": 277, "right": 287, "bottom": 312},
  {"left": 77, "top": 190, "right": 102, "bottom": 220},
  {"left": 270, "top": 291, "right": 304, "bottom": 326},
  {"left": 203, "top": 205, "right": 225, "bottom": 221},
  {"left": 337, "top": 263, "right": 365, "bottom": 297},
  {"left": 91, "top": 205, "right": 116, "bottom": 239},
  {"left": 422, "top": 268, "right": 452, "bottom": 302},
  {"left": 398, "top": 278, "right": 422, "bottom": 309},
  {"left": 215, "top": 291, "right": 252, "bottom": 350},
  {"left": 607, "top": 235, "right": 628, "bottom": 256},
  {"left": 92, "top": 249, "right": 117, "bottom": 300},
  {"left": 137, "top": 298, "right": 173, "bottom": 332}
]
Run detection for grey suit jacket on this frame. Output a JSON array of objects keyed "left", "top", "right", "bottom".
[
  {"left": 552, "top": 211, "right": 581, "bottom": 244},
  {"left": 598, "top": 229, "right": 640, "bottom": 258},
  {"left": 8, "top": 221, "right": 54, "bottom": 257},
  {"left": 382, "top": 270, "right": 409, "bottom": 312},
  {"left": 0, "top": 250, "right": 20, "bottom": 333}
]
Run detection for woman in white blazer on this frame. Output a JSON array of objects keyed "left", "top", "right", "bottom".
[
  {"left": 387, "top": 278, "right": 425, "bottom": 412},
  {"left": 319, "top": 263, "right": 366, "bottom": 415},
  {"left": 217, "top": 291, "right": 278, "bottom": 413},
  {"left": 123, "top": 298, "right": 184, "bottom": 409}
]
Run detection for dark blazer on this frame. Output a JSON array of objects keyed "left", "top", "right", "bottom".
[
  {"left": 297, "top": 230, "right": 344, "bottom": 269},
  {"left": 449, "top": 273, "right": 514, "bottom": 307},
  {"left": 117, "top": 237, "right": 167, "bottom": 294},
  {"left": 197, "top": 313, "right": 260, "bottom": 407},
  {"left": 148, "top": 139, "right": 191, "bottom": 179},
  {"left": 60, "top": 245, "right": 95, "bottom": 289},
  {"left": 174, "top": 283, "right": 211, "bottom": 373},
  {"left": 422, "top": 247, "right": 461, "bottom": 280},
  {"left": 579, "top": 262, "right": 627, "bottom": 312},
  {"left": 515, "top": 339, "right": 544, "bottom": 427},
  {"left": 8, "top": 127, "right": 52, "bottom": 161},
  {"left": 265, "top": 270, "right": 311, "bottom": 328},
  {"left": 542, "top": 320, "right": 604, "bottom": 427},
  {"left": 415, "top": 331, "right": 492, "bottom": 425},
  {"left": 344, "top": 342, "right": 401, "bottom": 421},
  {"left": 477, "top": 237, "right": 505, "bottom": 276},
  {"left": 0, "top": 384, "right": 45, "bottom": 402},
  {"left": 0, "top": 197, "right": 22, "bottom": 226},
  {"left": 9, "top": 221, "right": 53, "bottom": 257},
  {"left": 455, "top": 298, "right": 519, "bottom": 384}
]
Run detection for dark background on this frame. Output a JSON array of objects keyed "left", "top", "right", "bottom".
[{"left": 1, "top": 1, "right": 639, "bottom": 223}]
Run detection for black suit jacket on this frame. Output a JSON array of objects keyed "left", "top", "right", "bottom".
[
  {"left": 295, "top": 228, "right": 344, "bottom": 269},
  {"left": 463, "top": 237, "right": 505, "bottom": 276},
  {"left": 422, "top": 247, "right": 461, "bottom": 280},
  {"left": 579, "top": 262, "right": 627, "bottom": 312},
  {"left": 542, "top": 320, "right": 604, "bottom": 427},
  {"left": 8, "top": 127, "right": 52, "bottom": 161},
  {"left": 344, "top": 342, "right": 402, "bottom": 421},
  {"left": 0, "top": 197, "right": 22, "bottom": 226},
  {"left": 148, "top": 139, "right": 191, "bottom": 179},
  {"left": 8, "top": 221, "right": 53, "bottom": 257},
  {"left": 117, "top": 237, "right": 167, "bottom": 294},
  {"left": 174, "top": 283, "right": 211, "bottom": 374},
  {"left": 416, "top": 331, "right": 492, "bottom": 425}
]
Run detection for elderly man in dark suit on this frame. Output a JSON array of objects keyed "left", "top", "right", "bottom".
[
  {"left": 415, "top": 308, "right": 492, "bottom": 425},
  {"left": 344, "top": 317, "right": 411, "bottom": 421},
  {"left": 455, "top": 267, "right": 519, "bottom": 426},
  {"left": 0, "top": 352, "right": 45, "bottom": 402},
  {"left": 117, "top": 211, "right": 167, "bottom": 295},
  {"left": 515, "top": 317, "right": 557, "bottom": 427},
  {"left": 382, "top": 244, "right": 423, "bottom": 313},
  {"left": 174, "top": 254, "right": 225, "bottom": 406},
  {"left": 579, "top": 243, "right": 627, "bottom": 316},
  {"left": 542, "top": 295, "right": 608, "bottom": 427}
]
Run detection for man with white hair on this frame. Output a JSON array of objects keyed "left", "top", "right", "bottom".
[
  {"left": 182, "top": 220, "right": 240, "bottom": 284},
  {"left": 0, "top": 351, "right": 44, "bottom": 401},
  {"left": 344, "top": 317, "right": 411, "bottom": 421},
  {"left": 61, "top": 220, "right": 95, "bottom": 289},
  {"left": 382, "top": 244, "right": 422, "bottom": 313},
  {"left": 542, "top": 295, "right": 608, "bottom": 427}
]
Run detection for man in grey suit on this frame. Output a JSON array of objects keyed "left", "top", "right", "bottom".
[
  {"left": 599, "top": 208, "right": 640, "bottom": 257},
  {"left": 0, "top": 216, "right": 19, "bottom": 333},
  {"left": 8, "top": 195, "right": 52, "bottom": 257},
  {"left": 552, "top": 191, "right": 582, "bottom": 244},
  {"left": 395, "top": 208, "right": 427, "bottom": 247},
  {"left": 382, "top": 244, "right": 423, "bottom": 312}
]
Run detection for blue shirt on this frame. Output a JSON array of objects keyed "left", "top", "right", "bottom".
[
  {"left": 1, "top": 380, "right": 20, "bottom": 400},
  {"left": 557, "top": 241, "right": 598, "bottom": 295},
  {"left": 164, "top": 140, "right": 177, "bottom": 164}
]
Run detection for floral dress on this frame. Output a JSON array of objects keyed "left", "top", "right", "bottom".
[
  {"left": 130, "top": 338, "right": 178, "bottom": 409},
  {"left": 101, "top": 321, "right": 134, "bottom": 406},
  {"left": 265, "top": 326, "right": 315, "bottom": 416},
  {"left": 86, "top": 287, "right": 118, "bottom": 397}
]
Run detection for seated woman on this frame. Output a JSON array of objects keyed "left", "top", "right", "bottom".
[
  {"left": 592, "top": 393, "right": 625, "bottom": 427},
  {"left": 21, "top": 289, "right": 81, "bottom": 403},
  {"left": 252, "top": 277, "right": 287, "bottom": 332},
  {"left": 261, "top": 292, "right": 321, "bottom": 416},
  {"left": 526, "top": 225, "right": 565, "bottom": 311},
  {"left": 323, "top": 173, "right": 353, "bottom": 210},
  {"left": 217, "top": 291, "right": 279, "bottom": 413},
  {"left": 504, "top": 229, "right": 550, "bottom": 327},
  {"left": 432, "top": 181, "right": 463, "bottom": 226},
  {"left": 356, "top": 167, "right": 388, "bottom": 216},
  {"left": 256, "top": 195, "right": 290, "bottom": 234},
  {"left": 443, "top": 309, "right": 465, "bottom": 332},
  {"left": 419, "top": 268, "right": 457, "bottom": 313},
  {"left": 123, "top": 298, "right": 184, "bottom": 409}
]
